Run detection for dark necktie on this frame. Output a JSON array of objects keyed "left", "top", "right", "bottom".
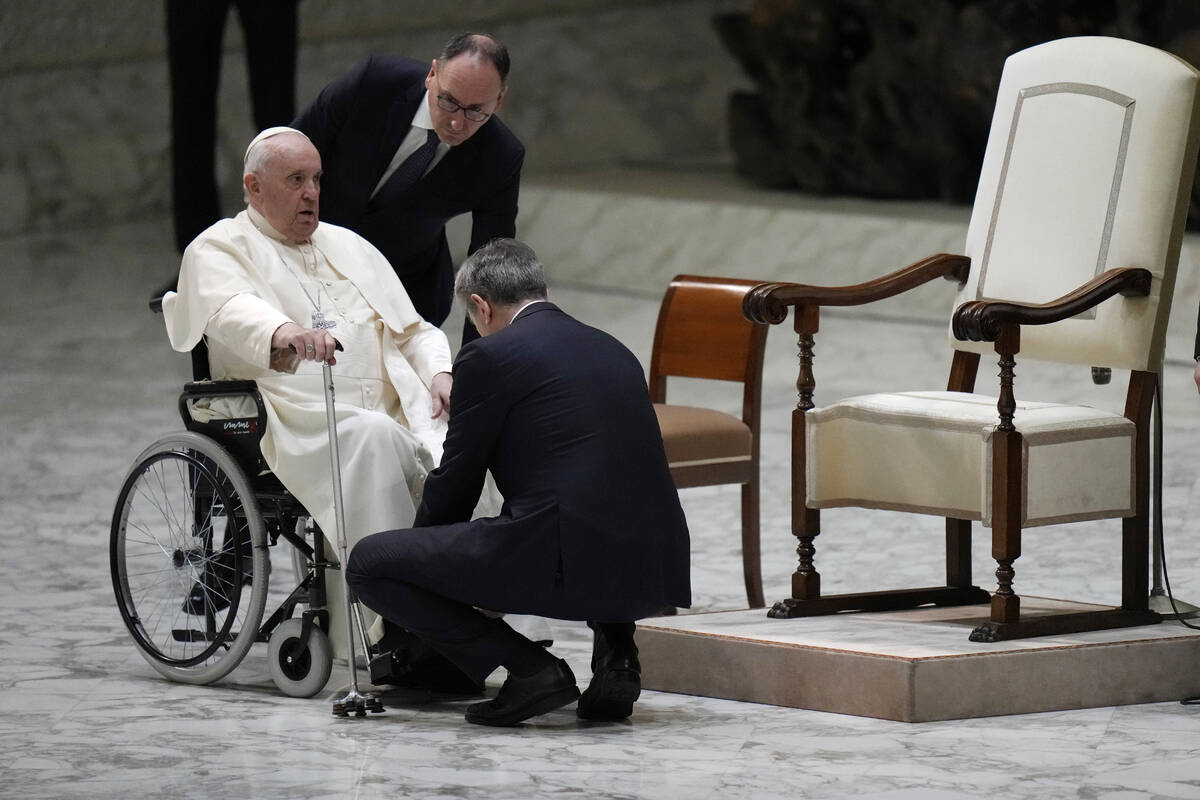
[{"left": 380, "top": 128, "right": 439, "bottom": 199}]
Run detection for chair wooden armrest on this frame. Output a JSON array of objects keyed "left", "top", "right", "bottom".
[
  {"left": 743, "top": 253, "right": 971, "bottom": 325},
  {"left": 952, "top": 267, "right": 1152, "bottom": 342}
]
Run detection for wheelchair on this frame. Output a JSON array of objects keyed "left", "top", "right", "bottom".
[{"left": 110, "top": 303, "right": 341, "bottom": 698}]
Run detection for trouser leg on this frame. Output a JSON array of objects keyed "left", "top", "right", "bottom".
[
  {"left": 347, "top": 538, "right": 537, "bottom": 684},
  {"left": 165, "top": 0, "right": 229, "bottom": 252},
  {"left": 234, "top": 0, "right": 299, "bottom": 129},
  {"left": 587, "top": 621, "right": 636, "bottom": 670}
]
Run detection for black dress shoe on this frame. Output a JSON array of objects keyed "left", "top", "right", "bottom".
[
  {"left": 369, "top": 648, "right": 484, "bottom": 694},
  {"left": 577, "top": 656, "right": 641, "bottom": 720},
  {"left": 465, "top": 659, "right": 580, "bottom": 727},
  {"left": 368, "top": 624, "right": 484, "bottom": 694},
  {"left": 578, "top": 622, "right": 641, "bottom": 720}
]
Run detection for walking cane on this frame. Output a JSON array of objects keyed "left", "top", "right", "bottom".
[{"left": 317, "top": 353, "right": 384, "bottom": 717}]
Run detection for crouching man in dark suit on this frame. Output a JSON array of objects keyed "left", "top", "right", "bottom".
[{"left": 347, "top": 238, "right": 691, "bottom": 727}]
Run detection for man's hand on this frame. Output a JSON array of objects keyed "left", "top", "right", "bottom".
[
  {"left": 272, "top": 321, "right": 338, "bottom": 365},
  {"left": 1193, "top": 359, "right": 1200, "bottom": 394},
  {"left": 430, "top": 371, "right": 453, "bottom": 418}
]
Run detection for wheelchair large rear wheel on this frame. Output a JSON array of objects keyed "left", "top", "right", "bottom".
[{"left": 111, "top": 432, "right": 270, "bottom": 685}]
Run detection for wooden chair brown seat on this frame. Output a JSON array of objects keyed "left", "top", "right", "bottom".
[{"left": 649, "top": 275, "right": 769, "bottom": 608}]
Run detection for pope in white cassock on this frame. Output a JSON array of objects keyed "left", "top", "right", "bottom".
[{"left": 161, "top": 126, "right": 454, "bottom": 659}]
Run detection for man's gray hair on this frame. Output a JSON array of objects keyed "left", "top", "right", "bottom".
[{"left": 455, "top": 238, "right": 547, "bottom": 307}]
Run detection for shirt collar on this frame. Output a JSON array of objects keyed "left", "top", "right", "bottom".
[
  {"left": 510, "top": 299, "right": 549, "bottom": 323},
  {"left": 413, "top": 91, "right": 435, "bottom": 131}
]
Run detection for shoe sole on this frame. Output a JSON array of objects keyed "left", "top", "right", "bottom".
[
  {"left": 465, "top": 685, "right": 582, "bottom": 727},
  {"left": 577, "top": 668, "right": 641, "bottom": 720}
]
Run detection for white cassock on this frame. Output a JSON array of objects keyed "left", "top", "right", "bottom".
[{"left": 162, "top": 206, "right": 452, "bottom": 658}]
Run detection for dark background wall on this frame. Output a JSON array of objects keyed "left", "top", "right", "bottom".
[
  {"left": 0, "top": 0, "right": 752, "bottom": 237},
  {"left": 719, "top": 0, "right": 1200, "bottom": 223}
]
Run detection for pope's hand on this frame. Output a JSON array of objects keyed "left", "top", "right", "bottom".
[
  {"left": 272, "top": 321, "right": 338, "bottom": 365},
  {"left": 430, "top": 371, "right": 453, "bottom": 418}
]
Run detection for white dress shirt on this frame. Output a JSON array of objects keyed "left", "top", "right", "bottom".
[{"left": 370, "top": 90, "right": 450, "bottom": 198}]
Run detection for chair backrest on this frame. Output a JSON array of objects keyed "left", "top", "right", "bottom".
[
  {"left": 648, "top": 275, "right": 768, "bottom": 420},
  {"left": 952, "top": 36, "right": 1200, "bottom": 372}
]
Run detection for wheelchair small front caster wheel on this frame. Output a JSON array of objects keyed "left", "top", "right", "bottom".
[{"left": 268, "top": 618, "right": 333, "bottom": 698}]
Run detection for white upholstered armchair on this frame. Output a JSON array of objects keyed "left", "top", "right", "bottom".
[{"left": 744, "top": 36, "right": 1200, "bottom": 642}]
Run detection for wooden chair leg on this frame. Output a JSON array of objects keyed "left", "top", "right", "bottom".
[
  {"left": 944, "top": 518, "right": 990, "bottom": 608},
  {"left": 1121, "top": 513, "right": 1151, "bottom": 612},
  {"left": 1122, "top": 369, "right": 1154, "bottom": 612},
  {"left": 741, "top": 480, "right": 764, "bottom": 609},
  {"left": 945, "top": 518, "right": 972, "bottom": 587},
  {"left": 791, "top": 404, "right": 819, "bottom": 601},
  {"left": 970, "top": 418, "right": 1159, "bottom": 643},
  {"left": 987, "top": 426, "right": 1023, "bottom": 626},
  {"left": 768, "top": 506, "right": 820, "bottom": 618}
]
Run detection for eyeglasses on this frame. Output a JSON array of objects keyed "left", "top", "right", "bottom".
[{"left": 436, "top": 93, "right": 492, "bottom": 123}]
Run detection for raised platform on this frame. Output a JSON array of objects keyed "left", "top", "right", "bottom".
[{"left": 637, "top": 599, "right": 1200, "bottom": 722}]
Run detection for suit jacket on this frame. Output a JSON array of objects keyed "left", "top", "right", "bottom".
[
  {"left": 407, "top": 302, "right": 692, "bottom": 621},
  {"left": 293, "top": 55, "right": 524, "bottom": 327}
]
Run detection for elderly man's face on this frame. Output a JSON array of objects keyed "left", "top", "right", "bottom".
[
  {"left": 425, "top": 55, "right": 506, "bottom": 147},
  {"left": 245, "top": 134, "right": 322, "bottom": 241}
]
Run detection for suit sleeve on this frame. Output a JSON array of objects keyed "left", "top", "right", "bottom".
[
  {"left": 292, "top": 56, "right": 373, "bottom": 153},
  {"left": 415, "top": 343, "right": 506, "bottom": 526},
  {"left": 467, "top": 143, "right": 524, "bottom": 254}
]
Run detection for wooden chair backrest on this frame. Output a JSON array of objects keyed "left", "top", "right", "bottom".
[{"left": 648, "top": 275, "right": 768, "bottom": 416}]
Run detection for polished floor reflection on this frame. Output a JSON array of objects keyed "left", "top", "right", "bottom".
[{"left": 4, "top": 214, "right": 1200, "bottom": 799}]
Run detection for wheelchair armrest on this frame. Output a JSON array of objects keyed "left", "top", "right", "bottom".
[
  {"left": 180, "top": 380, "right": 267, "bottom": 426},
  {"left": 743, "top": 253, "right": 971, "bottom": 325},
  {"left": 179, "top": 380, "right": 271, "bottom": 474},
  {"left": 183, "top": 379, "right": 261, "bottom": 396}
]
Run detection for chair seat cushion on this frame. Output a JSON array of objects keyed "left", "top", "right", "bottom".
[
  {"left": 806, "top": 391, "right": 1134, "bottom": 527},
  {"left": 653, "top": 403, "right": 751, "bottom": 466}
]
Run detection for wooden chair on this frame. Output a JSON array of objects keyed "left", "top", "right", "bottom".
[
  {"left": 650, "top": 275, "right": 769, "bottom": 608},
  {"left": 743, "top": 36, "right": 1200, "bottom": 641}
]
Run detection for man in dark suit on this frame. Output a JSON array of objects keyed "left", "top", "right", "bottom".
[
  {"left": 292, "top": 33, "right": 523, "bottom": 339},
  {"left": 347, "top": 238, "right": 691, "bottom": 727}
]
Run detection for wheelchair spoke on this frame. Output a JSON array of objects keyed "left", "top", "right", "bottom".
[
  {"left": 131, "top": 482, "right": 182, "bottom": 559},
  {"left": 112, "top": 434, "right": 269, "bottom": 680}
]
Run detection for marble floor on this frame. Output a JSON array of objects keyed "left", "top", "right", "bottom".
[{"left": 5, "top": 208, "right": 1200, "bottom": 799}]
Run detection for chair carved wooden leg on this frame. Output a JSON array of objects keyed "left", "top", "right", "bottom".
[
  {"left": 771, "top": 316, "right": 823, "bottom": 617},
  {"left": 769, "top": 405, "right": 821, "bottom": 617},
  {"left": 970, "top": 362, "right": 1160, "bottom": 643}
]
